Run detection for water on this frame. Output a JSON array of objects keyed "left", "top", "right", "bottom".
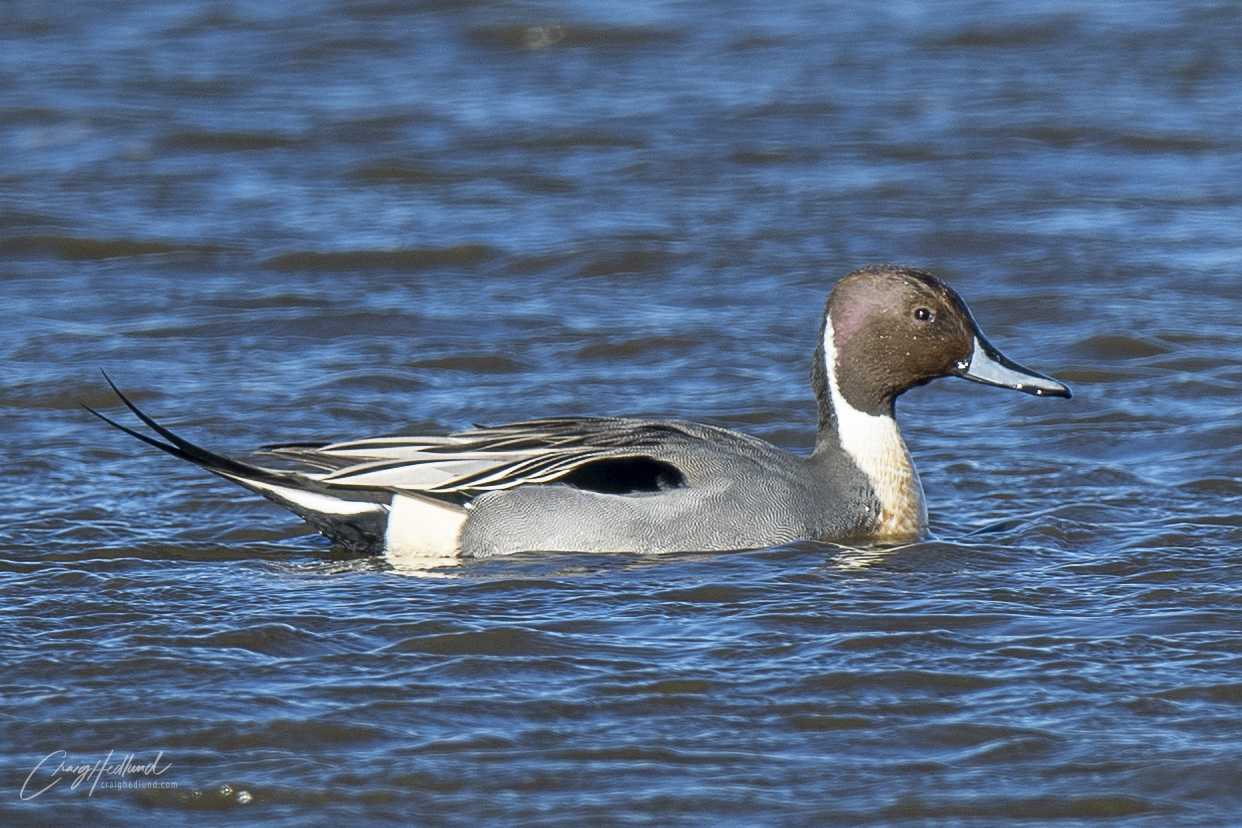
[{"left": 4, "top": 0, "right": 1242, "bottom": 824}]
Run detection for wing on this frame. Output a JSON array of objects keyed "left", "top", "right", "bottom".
[{"left": 259, "top": 417, "right": 706, "bottom": 501}]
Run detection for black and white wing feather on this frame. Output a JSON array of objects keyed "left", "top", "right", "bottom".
[{"left": 261, "top": 417, "right": 694, "bottom": 501}]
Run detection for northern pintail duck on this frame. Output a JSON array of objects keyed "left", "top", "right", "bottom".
[{"left": 90, "top": 264, "right": 1070, "bottom": 561}]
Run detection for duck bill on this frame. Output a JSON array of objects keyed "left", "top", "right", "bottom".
[{"left": 955, "top": 335, "right": 1072, "bottom": 398}]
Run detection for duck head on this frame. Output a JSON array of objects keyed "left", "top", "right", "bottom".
[{"left": 818, "top": 264, "right": 1071, "bottom": 419}]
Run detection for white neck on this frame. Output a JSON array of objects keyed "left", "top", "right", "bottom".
[{"left": 822, "top": 317, "right": 927, "bottom": 540}]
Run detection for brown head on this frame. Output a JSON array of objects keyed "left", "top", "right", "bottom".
[{"left": 816, "top": 264, "right": 1071, "bottom": 419}]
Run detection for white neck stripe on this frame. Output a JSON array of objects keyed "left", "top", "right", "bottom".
[{"left": 822, "top": 316, "right": 926, "bottom": 539}]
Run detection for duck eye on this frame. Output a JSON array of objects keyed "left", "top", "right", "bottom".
[{"left": 914, "top": 307, "right": 934, "bottom": 322}]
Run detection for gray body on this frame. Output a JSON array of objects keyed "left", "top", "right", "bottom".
[{"left": 457, "top": 420, "right": 868, "bottom": 556}]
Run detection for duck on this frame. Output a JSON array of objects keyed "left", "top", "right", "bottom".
[{"left": 88, "top": 264, "right": 1070, "bottom": 562}]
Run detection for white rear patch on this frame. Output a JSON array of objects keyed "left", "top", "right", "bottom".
[
  {"left": 823, "top": 318, "right": 927, "bottom": 540},
  {"left": 383, "top": 493, "right": 467, "bottom": 567}
]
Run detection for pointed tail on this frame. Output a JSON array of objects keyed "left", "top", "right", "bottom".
[{"left": 86, "top": 373, "right": 390, "bottom": 552}]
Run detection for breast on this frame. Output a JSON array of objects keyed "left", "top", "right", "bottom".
[{"left": 854, "top": 439, "right": 927, "bottom": 542}]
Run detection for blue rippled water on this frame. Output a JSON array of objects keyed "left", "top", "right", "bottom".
[{"left": 4, "top": 0, "right": 1242, "bottom": 825}]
